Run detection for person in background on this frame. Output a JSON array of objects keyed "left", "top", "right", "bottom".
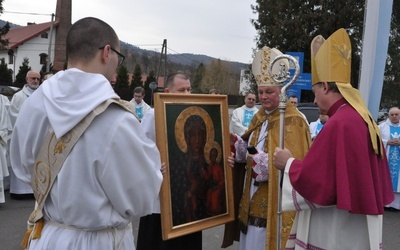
[
  {"left": 274, "top": 28, "right": 393, "bottom": 249},
  {"left": 230, "top": 92, "right": 258, "bottom": 136},
  {"left": 288, "top": 95, "right": 299, "bottom": 106},
  {"left": 10, "top": 17, "right": 162, "bottom": 249},
  {"left": 0, "top": 94, "right": 12, "bottom": 203},
  {"left": 288, "top": 94, "right": 309, "bottom": 124},
  {"left": 309, "top": 113, "right": 329, "bottom": 141},
  {"left": 130, "top": 86, "right": 151, "bottom": 119},
  {"left": 8, "top": 70, "right": 41, "bottom": 200},
  {"left": 379, "top": 106, "right": 400, "bottom": 211},
  {"left": 223, "top": 46, "right": 311, "bottom": 250},
  {"left": 41, "top": 72, "right": 54, "bottom": 83},
  {"left": 138, "top": 72, "right": 202, "bottom": 250}
]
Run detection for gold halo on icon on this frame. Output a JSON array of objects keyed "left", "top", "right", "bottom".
[
  {"left": 175, "top": 106, "right": 214, "bottom": 153},
  {"left": 204, "top": 140, "right": 222, "bottom": 165}
]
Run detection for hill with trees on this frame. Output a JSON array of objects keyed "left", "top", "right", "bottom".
[{"left": 0, "top": 19, "right": 249, "bottom": 104}]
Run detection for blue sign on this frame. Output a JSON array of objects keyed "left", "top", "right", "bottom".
[
  {"left": 294, "top": 72, "right": 312, "bottom": 89},
  {"left": 284, "top": 51, "right": 312, "bottom": 102},
  {"left": 286, "top": 71, "right": 312, "bottom": 101}
]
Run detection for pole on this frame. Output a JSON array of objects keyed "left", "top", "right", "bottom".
[
  {"left": 149, "top": 82, "right": 158, "bottom": 107},
  {"left": 269, "top": 54, "right": 300, "bottom": 250},
  {"left": 164, "top": 39, "right": 167, "bottom": 86},
  {"left": 151, "top": 89, "right": 154, "bottom": 106},
  {"left": 358, "top": 0, "right": 393, "bottom": 119},
  {"left": 156, "top": 39, "right": 167, "bottom": 89},
  {"left": 47, "top": 13, "right": 55, "bottom": 73},
  {"left": 13, "top": 54, "right": 15, "bottom": 81}
]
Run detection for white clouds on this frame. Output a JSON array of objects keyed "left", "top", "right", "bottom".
[{"left": 1, "top": 0, "right": 257, "bottom": 63}]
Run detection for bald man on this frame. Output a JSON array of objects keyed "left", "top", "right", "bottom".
[
  {"left": 8, "top": 70, "right": 41, "bottom": 199},
  {"left": 379, "top": 107, "right": 400, "bottom": 211}
]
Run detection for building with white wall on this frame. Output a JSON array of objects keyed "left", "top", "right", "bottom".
[
  {"left": 0, "top": 0, "right": 71, "bottom": 82},
  {"left": 0, "top": 22, "right": 58, "bottom": 81}
]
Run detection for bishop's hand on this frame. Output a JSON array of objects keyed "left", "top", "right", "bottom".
[{"left": 273, "top": 147, "right": 292, "bottom": 170}]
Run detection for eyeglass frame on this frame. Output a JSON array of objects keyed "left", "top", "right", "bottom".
[{"left": 98, "top": 46, "right": 125, "bottom": 66}]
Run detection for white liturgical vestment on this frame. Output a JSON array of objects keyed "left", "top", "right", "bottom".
[
  {"left": 9, "top": 84, "right": 35, "bottom": 195},
  {"left": 10, "top": 68, "right": 163, "bottom": 249}
]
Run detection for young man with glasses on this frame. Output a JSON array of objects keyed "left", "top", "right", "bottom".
[
  {"left": 130, "top": 86, "right": 152, "bottom": 119},
  {"left": 230, "top": 92, "right": 259, "bottom": 136},
  {"left": 8, "top": 69, "right": 41, "bottom": 200},
  {"left": 10, "top": 17, "right": 162, "bottom": 249}
]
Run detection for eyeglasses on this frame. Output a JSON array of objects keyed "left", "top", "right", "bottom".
[
  {"left": 99, "top": 46, "right": 125, "bottom": 66},
  {"left": 30, "top": 77, "right": 40, "bottom": 81}
]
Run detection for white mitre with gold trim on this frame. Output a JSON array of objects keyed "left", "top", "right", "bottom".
[{"left": 252, "top": 46, "right": 288, "bottom": 87}]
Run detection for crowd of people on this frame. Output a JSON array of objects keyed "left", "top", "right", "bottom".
[{"left": 1, "top": 16, "right": 396, "bottom": 250}]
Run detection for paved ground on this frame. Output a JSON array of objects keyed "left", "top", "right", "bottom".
[
  {"left": 1, "top": 189, "right": 400, "bottom": 249},
  {"left": 0, "top": 190, "right": 239, "bottom": 250}
]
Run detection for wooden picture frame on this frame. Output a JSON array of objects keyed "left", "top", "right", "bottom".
[{"left": 154, "top": 93, "right": 234, "bottom": 240}]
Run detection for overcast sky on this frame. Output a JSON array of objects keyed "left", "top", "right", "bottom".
[{"left": 1, "top": 0, "right": 258, "bottom": 64}]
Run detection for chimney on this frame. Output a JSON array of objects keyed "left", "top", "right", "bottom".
[{"left": 53, "top": 0, "right": 72, "bottom": 71}]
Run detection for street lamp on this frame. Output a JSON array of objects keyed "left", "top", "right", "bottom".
[{"left": 149, "top": 81, "right": 158, "bottom": 107}]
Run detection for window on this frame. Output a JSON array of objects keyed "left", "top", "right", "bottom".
[
  {"left": 39, "top": 53, "right": 48, "bottom": 65},
  {"left": 41, "top": 32, "right": 48, "bottom": 39},
  {"left": 7, "top": 49, "right": 14, "bottom": 64},
  {"left": 8, "top": 54, "right": 13, "bottom": 64}
]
